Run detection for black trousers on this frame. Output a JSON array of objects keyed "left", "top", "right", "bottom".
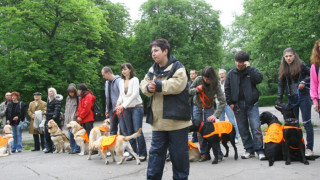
[
  {"left": 33, "top": 134, "right": 45, "bottom": 150},
  {"left": 82, "top": 121, "right": 94, "bottom": 136}
]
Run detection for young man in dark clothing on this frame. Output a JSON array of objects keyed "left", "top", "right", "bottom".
[{"left": 224, "top": 51, "right": 265, "bottom": 160}]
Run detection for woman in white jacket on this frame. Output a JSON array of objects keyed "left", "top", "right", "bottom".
[{"left": 116, "top": 63, "right": 147, "bottom": 162}]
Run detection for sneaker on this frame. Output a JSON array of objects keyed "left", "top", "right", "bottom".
[
  {"left": 305, "top": 149, "right": 314, "bottom": 157},
  {"left": 235, "top": 139, "right": 239, "bottom": 144},
  {"left": 258, "top": 153, "right": 266, "bottom": 160},
  {"left": 43, "top": 148, "right": 47, "bottom": 152},
  {"left": 107, "top": 152, "right": 111, "bottom": 157},
  {"left": 199, "top": 155, "right": 211, "bottom": 162},
  {"left": 124, "top": 152, "right": 130, "bottom": 157},
  {"left": 241, "top": 152, "right": 254, "bottom": 159}
]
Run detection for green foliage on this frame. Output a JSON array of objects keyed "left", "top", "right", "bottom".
[
  {"left": 258, "top": 95, "right": 288, "bottom": 107},
  {"left": 226, "top": 0, "right": 320, "bottom": 96}
]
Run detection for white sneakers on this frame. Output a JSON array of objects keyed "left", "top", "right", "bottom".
[
  {"left": 241, "top": 152, "right": 255, "bottom": 159},
  {"left": 124, "top": 151, "right": 130, "bottom": 157},
  {"left": 305, "top": 149, "right": 314, "bottom": 156},
  {"left": 258, "top": 153, "right": 266, "bottom": 160}
]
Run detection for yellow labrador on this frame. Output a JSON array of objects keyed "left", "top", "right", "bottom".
[
  {"left": 47, "top": 120, "right": 70, "bottom": 153},
  {"left": 67, "top": 121, "right": 89, "bottom": 155},
  {"left": 91, "top": 128, "right": 142, "bottom": 165},
  {"left": 0, "top": 125, "right": 13, "bottom": 157},
  {"left": 188, "top": 141, "right": 201, "bottom": 162},
  {"left": 88, "top": 119, "right": 110, "bottom": 160}
]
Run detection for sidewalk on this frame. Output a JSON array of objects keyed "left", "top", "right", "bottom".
[{"left": 1, "top": 106, "right": 319, "bottom": 180}]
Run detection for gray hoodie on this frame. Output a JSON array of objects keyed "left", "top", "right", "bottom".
[{"left": 105, "top": 75, "right": 121, "bottom": 113}]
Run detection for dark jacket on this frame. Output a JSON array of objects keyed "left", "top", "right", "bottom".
[
  {"left": 277, "top": 61, "right": 310, "bottom": 101},
  {"left": 6, "top": 101, "right": 26, "bottom": 126},
  {"left": 225, "top": 66, "right": 263, "bottom": 106},
  {"left": 46, "top": 95, "right": 63, "bottom": 123}
]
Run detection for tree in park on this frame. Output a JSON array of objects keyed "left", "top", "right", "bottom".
[{"left": 131, "top": 0, "right": 223, "bottom": 79}]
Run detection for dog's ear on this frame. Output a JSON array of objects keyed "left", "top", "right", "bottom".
[{"left": 259, "top": 112, "right": 269, "bottom": 124}]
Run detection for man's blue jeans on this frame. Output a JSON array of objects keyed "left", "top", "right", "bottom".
[
  {"left": 233, "top": 101, "right": 263, "bottom": 154},
  {"left": 147, "top": 127, "right": 189, "bottom": 180},
  {"left": 288, "top": 93, "right": 314, "bottom": 150},
  {"left": 123, "top": 107, "right": 147, "bottom": 157},
  {"left": 220, "top": 105, "right": 239, "bottom": 140},
  {"left": 11, "top": 125, "right": 22, "bottom": 152},
  {"left": 109, "top": 109, "right": 120, "bottom": 135},
  {"left": 193, "top": 105, "right": 223, "bottom": 157}
]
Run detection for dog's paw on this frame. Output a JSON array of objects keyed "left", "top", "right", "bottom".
[
  {"left": 285, "top": 161, "right": 291, "bottom": 165},
  {"left": 304, "top": 160, "right": 309, "bottom": 165},
  {"left": 269, "top": 161, "right": 274, "bottom": 166},
  {"left": 137, "top": 161, "right": 141, "bottom": 165},
  {"left": 105, "top": 161, "right": 109, "bottom": 165},
  {"left": 117, "top": 162, "right": 123, "bottom": 165}
]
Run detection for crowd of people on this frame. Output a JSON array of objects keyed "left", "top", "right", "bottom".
[{"left": 0, "top": 38, "right": 319, "bottom": 180}]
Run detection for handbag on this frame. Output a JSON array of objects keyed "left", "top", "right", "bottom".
[{"left": 18, "top": 117, "right": 30, "bottom": 131}]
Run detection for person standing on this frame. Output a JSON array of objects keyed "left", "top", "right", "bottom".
[
  {"left": 278, "top": 47, "right": 314, "bottom": 156},
  {"left": 140, "top": 39, "right": 191, "bottom": 180},
  {"left": 64, "top": 83, "right": 80, "bottom": 154},
  {"left": 218, "top": 69, "right": 239, "bottom": 143},
  {"left": 189, "top": 66, "right": 226, "bottom": 162},
  {"left": 116, "top": 62, "right": 147, "bottom": 162},
  {"left": 6, "top": 91, "right": 25, "bottom": 153},
  {"left": 44, "top": 87, "right": 63, "bottom": 153},
  {"left": 76, "top": 83, "right": 96, "bottom": 136},
  {"left": 28, "top": 92, "right": 47, "bottom": 151},
  {"left": 0, "top": 92, "right": 12, "bottom": 127},
  {"left": 189, "top": 70, "right": 198, "bottom": 143},
  {"left": 225, "top": 51, "right": 265, "bottom": 160},
  {"left": 310, "top": 39, "right": 320, "bottom": 115},
  {"left": 101, "top": 67, "right": 121, "bottom": 135}
]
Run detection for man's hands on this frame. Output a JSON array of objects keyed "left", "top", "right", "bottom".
[
  {"left": 148, "top": 81, "right": 156, "bottom": 93},
  {"left": 207, "top": 115, "right": 217, "bottom": 122}
]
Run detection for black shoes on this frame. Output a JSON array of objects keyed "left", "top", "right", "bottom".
[
  {"left": 126, "top": 156, "right": 136, "bottom": 161},
  {"left": 91, "top": 150, "right": 98, "bottom": 155},
  {"left": 31, "top": 149, "right": 40, "bottom": 152},
  {"left": 139, "top": 156, "right": 147, "bottom": 162},
  {"left": 44, "top": 149, "right": 53, "bottom": 153}
]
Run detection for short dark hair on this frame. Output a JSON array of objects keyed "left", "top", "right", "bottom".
[
  {"left": 102, "top": 66, "right": 113, "bottom": 74},
  {"left": 121, "top": 63, "right": 136, "bottom": 79},
  {"left": 11, "top": 91, "right": 20, "bottom": 99},
  {"left": 190, "top": 69, "right": 198, "bottom": 74},
  {"left": 77, "top": 83, "right": 91, "bottom": 96},
  {"left": 150, "top": 39, "right": 171, "bottom": 58},
  {"left": 235, "top": 51, "right": 249, "bottom": 62}
]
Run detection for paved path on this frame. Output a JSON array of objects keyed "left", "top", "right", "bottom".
[{"left": 1, "top": 106, "right": 319, "bottom": 180}]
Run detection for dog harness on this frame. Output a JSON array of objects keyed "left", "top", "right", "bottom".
[
  {"left": 0, "top": 136, "right": 12, "bottom": 148},
  {"left": 197, "top": 86, "right": 212, "bottom": 108},
  {"left": 99, "top": 135, "right": 118, "bottom": 153},
  {"left": 75, "top": 129, "right": 89, "bottom": 143},
  {"left": 188, "top": 140, "right": 198, "bottom": 150},
  {"left": 283, "top": 126, "right": 305, "bottom": 149},
  {"left": 264, "top": 123, "right": 284, "bottom": 143},
  {"left": 98, "top": 125, "right": 109, "bottom": 132},
  {"left": 202, "top": 121, "right": 233, "bottom": 138}
]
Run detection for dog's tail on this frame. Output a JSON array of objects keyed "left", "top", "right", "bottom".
[
  {"left": 0, "top": 154, "right": 9, "bottom": 157},
  {"left": 124, "top": 128, "right": 142, "bottom": 141}
]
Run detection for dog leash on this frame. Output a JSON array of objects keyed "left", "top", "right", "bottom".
[
  {"left": 196, "top": 86, "right": 212, "bottom": 108},
  {"left": 110, "top": 108, "right": 125, "bottom": 123},
  {"left": 290, "top": 82, "right": 310, "bottom": 107}
]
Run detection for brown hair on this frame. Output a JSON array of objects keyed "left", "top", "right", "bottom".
[
  {"left": 279, "top": 48, "right": 302, "bottom": 80},
  {"left": 121, "top": 63, "right": 136, "bottom": 79},
  {"left": 11, "top": 91, "right": 20, "bottom": 99},
  {"left": 310, "top": 39, "right": 320, "bottom": 65}
]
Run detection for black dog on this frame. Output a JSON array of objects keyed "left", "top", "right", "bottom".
[
  {"left": 275, "top": 103, "right": 309, "bottom": 165},
  {"left": 189, "top": 121, "right": 238, "bottom": 164},
  {"left": 260, "top": 111, "right": 284, "bottom": 166}
]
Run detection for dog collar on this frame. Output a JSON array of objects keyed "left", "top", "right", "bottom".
[{"left": 198, "top": 121, "right": 204, "bottom": 133}]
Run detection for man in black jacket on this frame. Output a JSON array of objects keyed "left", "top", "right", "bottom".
[{"left": 225, "top": 51, "right": 265, "bottom": 160}]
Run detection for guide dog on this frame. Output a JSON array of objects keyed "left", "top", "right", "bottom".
[
  {"left": 91, "top": 128, "right": 142, "bottom": 165},
  {"left": 0, "top": 125, "right": 13, "bottom": 157},
  {"left": 47, "top": 120, "right": 71, "bottom": 153},
  {"left": 87, "top": 119, "right": 110, "bottom": 160},
  {"left": 189, "top": 121, "right": 238, "bottom": 164},
  {"left": 275, "top": 103, "right": 309, "bottom": 165},
  {"left": 260, "top": 111, "right": 284, "bottom": 166},
  {"left": 67, "top": 121, "right": 89, "bottom": 155}
]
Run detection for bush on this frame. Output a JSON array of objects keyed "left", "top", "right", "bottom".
[{"left": 258, "top": 95, "right": 288, "bottom": 107}]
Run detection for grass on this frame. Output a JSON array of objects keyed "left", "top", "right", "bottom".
[{"left": 22, "top": 139, "right": 33, "bottom": 151}]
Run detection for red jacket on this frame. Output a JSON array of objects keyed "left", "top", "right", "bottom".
[{"left": 76, "top": 92, "right": 96, "bottom": 124}]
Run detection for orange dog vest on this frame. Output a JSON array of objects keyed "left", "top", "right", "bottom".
[
  {"left": 99, "top": 135, "right": 118, "bottom": 153},
  {"left": 75, "top": 133, "right": 89, "bottom": 143},
  {"left": 264, "top": 123, "right": 284, "bottom": 143},
  {"left": 203, "top": 121, "right": 233, "bottom": 138},
  {"left": 0, "top": 136, "right": 12, "bottom": 148},
  {"left": 188, "top": 140, "right": 198, "bottom": 150}
]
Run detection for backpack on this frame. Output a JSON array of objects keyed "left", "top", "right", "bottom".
[{"left": 93, "top": 101, "right": 100, "bottom": 119}]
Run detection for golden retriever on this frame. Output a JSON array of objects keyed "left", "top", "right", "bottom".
[
  {"left": 67, "top": 121, "right": 89, "bottom": 155},
  {"left": 90, "top": 128, "right": 142, "bottom": 165},
  {"left": 47, "top": 120, "right": 71, "bottom": 153},
  {"left": 0, "top": 125, "right": 13, "bottom": 157},
  {"left": 87, "top": 119, "right": 111, "bottom": 160},
  {"left": 188, "top": 141, "right": 201, "bottom": 162}
]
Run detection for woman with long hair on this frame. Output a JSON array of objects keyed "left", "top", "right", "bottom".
[
  {"left": 116, "top": 63, "right": 147, "bottom": 162},
  {"left": 189, "top": 66, "right": 226, "bottom": 162},
  {"left": 6, "top": 91, "right": 25, "bottom": 153},
  {"left": 44, "top": 87, "right": 63, "bottom": 153},
  {"left": 310, "top": 39, "right": 320, "bottom": 113},
  {"left": 277, "top": 47, "right": 314, "bottom": 156},
  {"left": 76, "top": 83, "right": 96, "bottom": 136}
]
